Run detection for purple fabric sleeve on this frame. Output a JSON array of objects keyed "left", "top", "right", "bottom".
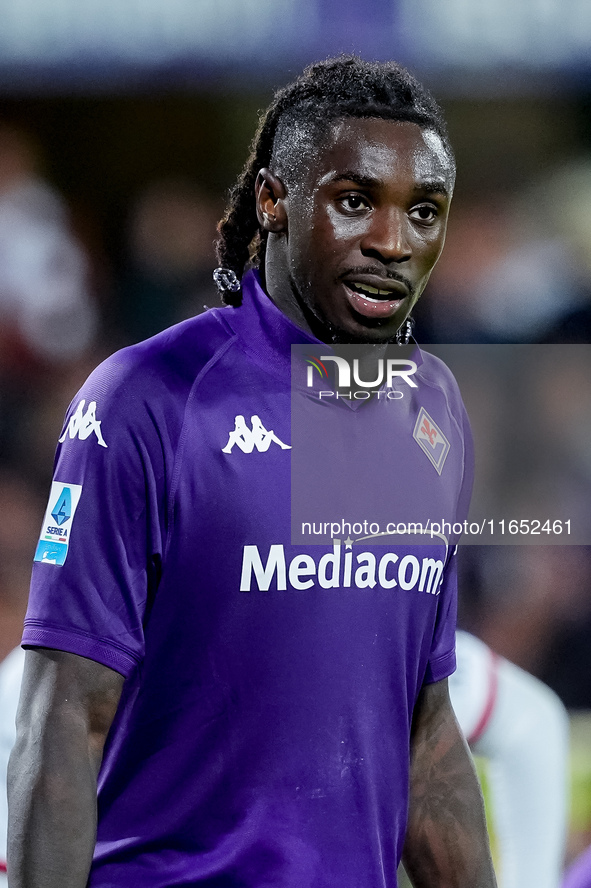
[
  {"left": 23, "top": 348, "right": 168, "bottom": 677},
  {"left": 423, "top": 546, "right": 459, "bottom": 684},
  {"left": 21, "top": 627, "right": 139, "bottom": 677}
]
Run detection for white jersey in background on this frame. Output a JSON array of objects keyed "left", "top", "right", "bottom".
[
  {"left": 450, "top": 630, "right": 569, "bottom": 888},
  {"left": 0, "top": 646, "right": 25, "bottom": 886}
]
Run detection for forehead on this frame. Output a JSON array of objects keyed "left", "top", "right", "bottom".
[{"left": 306, "top": 117, "right": 453, "bottom": 189}]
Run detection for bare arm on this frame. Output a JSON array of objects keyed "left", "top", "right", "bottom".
[
  {"left": 7, "top": 648, "right": 124, "bottom": 888},
  {"left": 402, "top": 678, "right": 497, "bottom": 888}
]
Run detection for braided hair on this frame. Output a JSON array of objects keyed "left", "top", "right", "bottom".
[{"left": 215, "top": 56, "right": 453, "bottom": 305}]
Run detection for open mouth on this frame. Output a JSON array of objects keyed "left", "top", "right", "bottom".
[
  {"left": 344, "top": 281, "right": 405, "bottom": 319},
  {"left": 348, "top": 282, "right": 396, "bottom": 301}
]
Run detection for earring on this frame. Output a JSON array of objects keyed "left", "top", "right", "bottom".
[
  {"left": 396, "top": 317, "right": 414, "bottom": 345},
  {"left": 213, "top": 267, "right": 241, "bottom": 294}
]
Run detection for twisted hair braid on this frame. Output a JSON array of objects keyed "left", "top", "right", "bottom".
[
  {"left": 215, "top": 107, "right": 280, "bottom": 305},
  {"left": 215, "top": 56, "right": 453, "bottom": 305}
]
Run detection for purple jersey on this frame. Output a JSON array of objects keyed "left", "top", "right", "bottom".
[{"left": 24, "top": 270, "right": 473, "bottom": 888}]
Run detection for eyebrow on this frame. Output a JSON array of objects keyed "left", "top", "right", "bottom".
[
  {"left": 330, "top": 172, "right": 379, "bottom": 188},
  {"left": 330, "top": 172, "right": 450, "bottom": 197},
  {"left": 417, "top": 180, "right": 450, "bottom": 197}
]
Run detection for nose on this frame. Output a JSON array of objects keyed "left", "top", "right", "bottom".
[{"left": 360, "top": 207, "right": 412, "bottom": 263}]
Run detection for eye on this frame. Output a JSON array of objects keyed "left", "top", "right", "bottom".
[
  {"left": 409, "top": 204, "right": 438, "bottom": 224},
  {"left": 339, "top": 193, "right": 370, "bottom": 212}
]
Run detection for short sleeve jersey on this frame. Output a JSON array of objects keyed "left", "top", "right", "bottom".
[{"left": 24, "top": 270, "right": 473, "bottom": 888}]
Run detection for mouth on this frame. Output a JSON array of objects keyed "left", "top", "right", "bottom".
[{"left": 343, "top": 278, "right": 409, "bottom": 320}]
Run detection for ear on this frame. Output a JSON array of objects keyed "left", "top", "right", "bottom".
[{"left": 255, "top": 168, "right": 288, "bottom": 232}]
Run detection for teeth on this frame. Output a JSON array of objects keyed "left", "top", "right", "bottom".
[
  {"left": 351, "top": 283, "right": 393, "bottom": 298},
  {"left": 359, "top": 293, "right": 381, "bottom": 303}
]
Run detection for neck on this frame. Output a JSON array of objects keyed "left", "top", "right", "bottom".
[{"left": 263, "top": 257, "right": 320, "bottom": 339}]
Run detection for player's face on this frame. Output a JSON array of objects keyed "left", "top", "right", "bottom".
[{"left": 267, "top": 118, "right": 454, "bottom": 343}]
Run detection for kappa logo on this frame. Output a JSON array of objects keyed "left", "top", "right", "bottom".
[
  {"left": 413, "top": 407, "right": 450, "bottom": 474},
  {"left": 222, "top": 415, "right": 291, "bottom": 454},
  {"left": 59, "top": 399, "right": 107, "bottom": 448}
]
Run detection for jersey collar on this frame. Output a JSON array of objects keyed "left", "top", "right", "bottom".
[{"left": 225, "top": 269, "right": 320, "bottom": 382}]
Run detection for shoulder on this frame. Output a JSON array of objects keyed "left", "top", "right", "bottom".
[
  {"left": 414, "top": 347, "right": 472, "bottom": 451},
  {"left": 86, "top": 308, "right": 236, "bottom": 401},
  {"left": 53, "top": 307, "right": 240, "bottom": 470},
  {"left": 416, "top": 348, "right": 465, "bottom": 407},
  {"left": 60, "top": 308, "right": 237, "bottom": 439}
]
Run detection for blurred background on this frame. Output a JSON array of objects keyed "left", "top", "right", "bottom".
[{"left": 0, "top": 0, "right": 591, "bottom": 865}]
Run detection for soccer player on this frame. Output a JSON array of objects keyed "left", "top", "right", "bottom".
[
  {"left": 8, "top": 57, "right": 496, "bottom": 887},
  {"left": 1, "top": 635, "right": 567, "bottom": 888},
  {"left": 450, "top": 631, "right": 569, "bottom": 888}
]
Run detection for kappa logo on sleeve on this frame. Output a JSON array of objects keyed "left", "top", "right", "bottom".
[
  {"left": 413, "top": 407, "right": 450, "bottom": 474},
  {"left": 34, "top": 482, "right": 83, "bottom": 566},
  {"left": 59, "top": 399, "right": 107, "bottom": 448}
]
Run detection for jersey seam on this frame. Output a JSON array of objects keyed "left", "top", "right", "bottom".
[
  {"left": 428, "top": 647, "right": 455, "bottom": 669},
  {"left": 415, "top": 358, "right": 468, "bottom": 522},
  {"left": 164, "top": 333, "right": 240, "bottom": 563},
  {"left": 415, "top": 362, "right": 465, "bottom": 458},
  {"left": 423, "top": 648, "right": 456, "bottom": 685},
  {"left": 229, "top": 336, "right": 293, "bottom": 383},
  {"left": 22, "top": 621, "right": 141, "bottom": 670}
]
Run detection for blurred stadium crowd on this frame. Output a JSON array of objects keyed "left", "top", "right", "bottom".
[
  {"left": 0, "top": 119, "right": 223, "bottom": 661},
  {"left": 1, "top": 80, "right": 591, "bottom": 861}
]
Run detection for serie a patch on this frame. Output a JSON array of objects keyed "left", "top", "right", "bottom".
[
  {"left": 34, "top": 481, "right": 83, "bottom": 566},
  {"left": 413, "top": 407, "right": 450, "bottom": 474}
]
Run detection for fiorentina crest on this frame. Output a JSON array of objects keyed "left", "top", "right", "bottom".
[{"left": 413, "top": 407, "right": 450, "bottom": 474}]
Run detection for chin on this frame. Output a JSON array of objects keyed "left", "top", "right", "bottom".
[
  {"left": 310, "top": 302, "right": 402, "bottom": 344},
  {"left": 334, "top": 313, "right": 403, "bottom": 344},
  {"left": 328, "top": 324, "right": 400, "bottom": 345}
]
